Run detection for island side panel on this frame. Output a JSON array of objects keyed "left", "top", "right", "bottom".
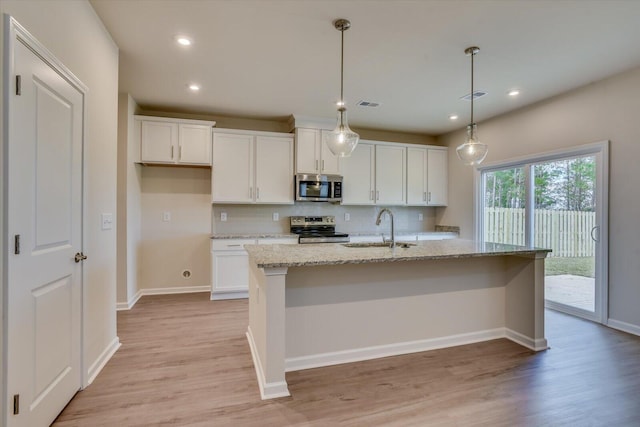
[
  {"left": 247, "top": 262, "right": 290, "bottom": 399},
  {"left": 504, "top": 253, "right": 548, "bottom": 351},
  {"left": 284, "top": 257, "right": 510, "bottom": 371}
]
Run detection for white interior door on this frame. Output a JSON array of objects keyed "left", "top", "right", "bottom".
[{"left": 6, "top": 31, "right": 84, "bottom": 426}]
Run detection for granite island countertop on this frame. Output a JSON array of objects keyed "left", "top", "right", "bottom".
[{"left": 244, "top": 239, "right": 551, "bottom": 268}]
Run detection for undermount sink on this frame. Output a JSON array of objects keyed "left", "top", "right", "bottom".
[{"left": 342, "top": 241, "right": 416, "bottom": 249}]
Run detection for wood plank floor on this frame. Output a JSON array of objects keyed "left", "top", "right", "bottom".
[{"left": 53, "top": 293, "right": 640, "bottom": 426}]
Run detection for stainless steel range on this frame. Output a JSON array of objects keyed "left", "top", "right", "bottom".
[{"left": 290, "top": 216, "right": 349, "bottom": 244}]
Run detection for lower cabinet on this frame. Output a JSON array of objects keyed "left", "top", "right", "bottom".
[{"left": 210, "top": 237, "right": 297, "bottom": 300}]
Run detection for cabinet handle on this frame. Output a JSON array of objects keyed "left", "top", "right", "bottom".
[
  {"left": 315, "top": 159, "right": 319, "bottom": 171},
  {"left": 370, "top": 190, "right": 374, "bottom": 201},
  {"left": 256, "top": 187, "right": 260, "bottom": 200},
  {"left": 322, "top": 159, "right": 325, "bottom": 171},
  {"left": 249, "top": 187, "right": 253, "bottom": 199},
  {"left": 227, "top": 244, "right": 242, "bottom": 247},
  {"left": 423, "top": 192, "right": 427, "bottom": 202},
  {"left": 376, "top": 190, "right": 380, "bottom": 201},
  {"left": 428, "top": 192, "right": 431, "bottom": 202},
  {"left": 171, "top": 146, "right": 174, "bottom": 159},
  {"left": 179, "top": 145, "right": 183, "bottom": 160}
]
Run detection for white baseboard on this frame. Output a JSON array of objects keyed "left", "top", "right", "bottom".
[
  {"left": 116, "top": 286, "right": 210, "bottom": 310},
  {"left": 246, "top": 327, "right": 290, "bottom": 400},
  {"left": 85, "top": 336, "right": 121, "bottom": 387},
  {"left": 285, "top": 328, "right": 506, "bottom": 372},
  {"left": 607, "top": 318, "right": 640, "bottom": 337},
  {"left": 211, "top": 290, "right": 248, "bottom": 300},
  {"left": 505, "top": 328, "right": 549, "bottom": 351}
]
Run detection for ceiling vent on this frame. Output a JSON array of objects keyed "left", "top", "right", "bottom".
[
  {"left": 460, "top": 90, "right": 487, "bottom": 101},
  {"left": 357, "top": 100, "right": 380, "bottom": 107}
]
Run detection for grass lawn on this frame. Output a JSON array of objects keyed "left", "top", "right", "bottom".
[{"left": 545, "top": 257, "right": 594, "bottom": 278}]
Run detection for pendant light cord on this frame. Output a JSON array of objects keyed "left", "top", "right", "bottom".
[
  {"left": 340, "top": 27, "right": 345, "bottom": 104},
  {"left": 470, "top": 49, "right": 474, "bottom": 125}
]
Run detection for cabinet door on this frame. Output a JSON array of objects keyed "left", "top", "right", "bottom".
[
  {"left": 141, "top": 120, "right": 178, "bottom": 163},
  {"left": 427, "top": 149, "right": 448, "bottom": 206},
  {"left": 178, "top": 123, "right": 211, "bottom": 165},
  {"left": 320, "top": 130, "right": 340, "bottom": 174},
  {"left": 341, "top": 143, "right": 375, "bottom": 205},
  {"left": 295, "top": 128, "right": 320, "bottom": 174},
  {"left": 255, "top": 135, "right": 294, "bottom": 204},
  {"left": 407, "top": 146, "right": 428, "bottom": 205},
  {"left": 211, "top": 250, "right": 249, "bottom": 299},
  {"left": 375, "top": 145, "right": 406, "bottom": 205},
  {"left": 212, "top": 133, "right": 254, "bottom": 203}
]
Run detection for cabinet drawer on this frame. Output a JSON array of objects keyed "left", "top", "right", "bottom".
[{"left": 211, "top": 239, "right": 256, "bottom": 251}]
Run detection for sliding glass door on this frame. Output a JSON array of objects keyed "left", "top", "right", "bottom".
[{"left": 477, "top": 143, "right": 608, "bottom": 323}]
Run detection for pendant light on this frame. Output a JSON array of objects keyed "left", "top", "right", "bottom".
[
  {"left": 326, "top": 18, "right": 360, "bottom": 158},
  {"left": 456, "top": 46, "right": 488, "bottom": 166}
]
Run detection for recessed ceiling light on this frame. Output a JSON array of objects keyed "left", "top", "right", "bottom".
[
  {"left": 508, "top": 89, "right": 520, "bottom": 97},
  {"left": 449, "top": 114, "right": 459, "bottom": 120},
  {"left": 188, "top": 83, "right": 200, "bottom": 92},
  {"left": 176, "top": 36, "right": 192, "bottom": 46}
]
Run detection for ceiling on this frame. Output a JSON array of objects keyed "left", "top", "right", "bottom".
[{"left": 90, "top": 0, "right": 640, "bottom": 135}]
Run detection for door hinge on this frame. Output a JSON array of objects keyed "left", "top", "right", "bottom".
[
  {"left": 13, "top": 394, "right": 19, "bottom": 415},
  {"left": 14, "top": 235, "right": 20, "bottom": 255},
  {"left": 16, "top": 75, "right": 21, "bottom": 96}
]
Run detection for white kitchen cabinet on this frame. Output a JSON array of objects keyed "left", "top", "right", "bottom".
[
  {"left": 295, "top": 128, "right": 340, "bottom": 175},
  {"left": 211, "top": 237, "right": 298, "bottom": 300},
  {"left": 340, "top": 142, "right": 375, "bottom": 205},
  {"left": 375, "top": 145, "right": 406, "bottom": 205},
  {"left": 341, "top": 142, "right": 406, "bottom": 206},
  {"left": 138, "top": 116, "right": 214, "bottom": 166},
  {"left": 427, "top": 148, "right": 448, "bottom": 206},
  {"left": 212, "top": 129, "right": 294, "bottom": 204},
  {"left": 406, "top": 146, "right": 449, "bottom": 206},
  {"left": 407, "top": 146, "right": 428, "bottom": 205}
]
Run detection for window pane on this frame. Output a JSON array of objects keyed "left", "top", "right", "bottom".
[{"left": 483, "top": 167, "right": 526, "bottom": 245}]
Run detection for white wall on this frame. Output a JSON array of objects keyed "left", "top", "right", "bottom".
[
  {"left": 1, "top": 0, "right": 119, "bottom": 392},
  {"left": 117, "top": 94, "right": 141, "bottom": 306},
  {"left": 437, "top": 66, "right": 640, "bottom": 333}
]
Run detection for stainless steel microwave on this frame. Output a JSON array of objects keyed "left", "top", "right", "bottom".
[{"left": 295, "top": 174, "right": 342, "bottom": 202}]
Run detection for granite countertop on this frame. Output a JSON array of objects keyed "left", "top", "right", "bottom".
[
  {"left": 244, "top": 239, "right": 551, "bottom": 268},
  {"left": 211, "top": 233, "right": 298, "bottom": 239}
]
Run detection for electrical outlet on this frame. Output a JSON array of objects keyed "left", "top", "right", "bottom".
[
  {"left": 220, "top": 212, "right": 227, "bottom": 222},
  {"left": 344, "top": 213, "right": 350, "bottom": 221},
  {"left": 273, "top": 212, "right": 279, "bottom": 221},
  {"left": 418, "top": 213, "right": 424, "bottom": 221},
  {"left": 162, "top": 211, "right": 171, "bottom": 222}
]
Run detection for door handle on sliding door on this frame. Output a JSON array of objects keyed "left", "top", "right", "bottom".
[{"left": 590, "top": 226, "right": 600, "bottom": 242}]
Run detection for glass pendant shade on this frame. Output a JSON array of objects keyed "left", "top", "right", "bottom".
[
  {"left": 326, "top": 107, "right": 359, "bottom": 157},
  {"left": 456, "top": 123, "right": 488, "bottom": 166}
]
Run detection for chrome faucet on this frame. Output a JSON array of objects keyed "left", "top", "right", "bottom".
[{"left": 375, "top": 208, "right": 395, "bottom": 248}]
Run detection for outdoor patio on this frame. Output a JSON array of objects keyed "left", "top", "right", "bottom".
[{"left": 545, "top": 274, "right": 595, "bottom": 312}]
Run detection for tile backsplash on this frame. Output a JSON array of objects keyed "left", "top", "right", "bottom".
[{"left": 212, "top": 203, "right": 437, "bottom": 235}]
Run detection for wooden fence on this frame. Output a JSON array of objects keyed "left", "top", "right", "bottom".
[{"left": 484, "top": 208, "right": 595, "bottom": 257}]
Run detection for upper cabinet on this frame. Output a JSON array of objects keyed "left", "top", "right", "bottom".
[
  {"left": 212, "top": 129, "right": 294, "bottom": 204},
  {"left": 375, "top": 145, "right": 406, "bottom": 205},
  {"left": 295, "top": 128, "right": 340, "bottom": 175},
  {"left": 406, "top": 146, "right": 448, "bottom": 206},
  {"left": 426, "top": 148, "right": 448, "bottom": 206},
  {"left": 137, "top": 116, "right": 215, "bottom": 166}
]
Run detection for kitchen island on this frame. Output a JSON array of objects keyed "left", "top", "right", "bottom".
[{"left": 244, "top": 239, "right": 550, "bottom": 399}]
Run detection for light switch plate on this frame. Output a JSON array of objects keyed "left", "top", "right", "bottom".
[
  {"left": 273, "top": 212, "right": 279, "bottom": 221},
  {"left": 344, "top": 213, "right": 350, "bottom": 221},
  {"left": 101, "top": 213, "right": 113, "bottom": 230},
  {"left": 220, "top": 212, "right": 227, "bottom": 222},
  {"left": 418, "top": 213, "right": 424, "bottom": 221},
  {"left": 163, "top": 211, "right": 171, "bottom": 222}
]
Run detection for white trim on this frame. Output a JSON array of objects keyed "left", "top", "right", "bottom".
[
  {"left": 210, "top": 290, "right": 248, "bottom": 300},
  {"left": 285, "top": 328, "right": 509, "bottom": 372},
  {"left": 116, "top": 286, "right": 210, "bottom": 310},
  {"left": 85, "top": 337, "right": 121, "bottom": 387},
  {"left": 504, "top": 328, "right": 549, "bottom": 351},
  {"left": 246, "top": 327, "right": 290, "bottom": 400},
  {"left": 546, "top": 301, "right": 599, "bottom": 323},
  {"left": 607, "top": 319, "right": 640, "bottom": 337}
]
